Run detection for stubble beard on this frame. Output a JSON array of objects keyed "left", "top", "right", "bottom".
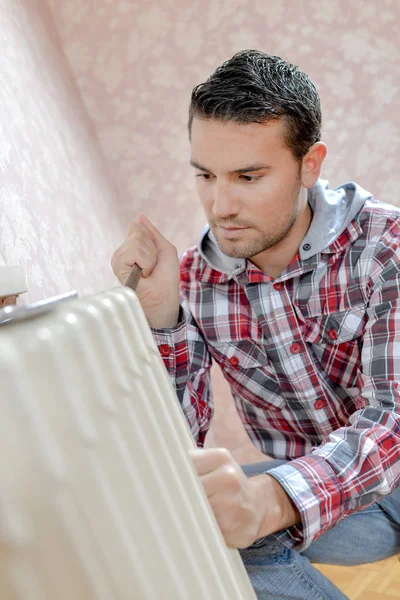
[{"left": 211, "top": 182, "right": 303, "bottom": 260}]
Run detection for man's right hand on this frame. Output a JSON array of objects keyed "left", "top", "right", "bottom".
[{"left": 111, "top": 214, "right": 181, "bottom": 328}]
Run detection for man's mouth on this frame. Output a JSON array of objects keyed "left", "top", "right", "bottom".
[{"left": 217, "top": 225, "right": 250, "bottom": 237}]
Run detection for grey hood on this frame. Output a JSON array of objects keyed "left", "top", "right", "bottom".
[{"left": 198, "top": 179, "right": 372, "bottom": 277}]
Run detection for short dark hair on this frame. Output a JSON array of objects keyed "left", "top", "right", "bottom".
[{"left": 188, "top": 49, "right": 321, "bottom": 161}]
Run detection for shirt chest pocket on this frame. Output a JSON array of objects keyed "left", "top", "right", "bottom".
[
  {"left": 209, "top": 339, "right": 270, "bottom": 370},
  {"left": 207, "top": 339, "right": 282, "bottom": 409},
  {"left": 302, "top": 305, "right": 366, "bottom": 346}
]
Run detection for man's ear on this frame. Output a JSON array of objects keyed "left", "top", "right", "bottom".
[{"left": 301, "top": 142, "right": 327, "bottom": 188}]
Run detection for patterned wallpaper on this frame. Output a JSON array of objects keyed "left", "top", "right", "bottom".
[{"left": 0, "top": 0, "right": 125, "bottom": 303}]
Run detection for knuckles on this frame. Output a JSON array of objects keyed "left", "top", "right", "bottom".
[
  {"left": 213, "top": 449, "right": 242, "bottom": 490},
  {"left": 215, "top": 447, "right": 234, "bottom": 465},
  {"left": 220, "top": 465, "right": 242, "bottom": 493}
]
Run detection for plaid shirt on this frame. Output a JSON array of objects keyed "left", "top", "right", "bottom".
[{"left": 152, "top": 181, "right": 400, "bottom": 551}]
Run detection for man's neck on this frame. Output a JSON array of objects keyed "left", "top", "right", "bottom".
[{"left": 250, "top": 195, "right": 312, "bottom": 280}]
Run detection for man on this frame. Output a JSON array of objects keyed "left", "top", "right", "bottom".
[{"left": 111, "top": 50, "right": 400, "bottom": 599}]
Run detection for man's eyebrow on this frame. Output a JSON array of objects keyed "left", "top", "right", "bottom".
[
  {"left": 233, "top": 163, "right": 272, "bottom": 174},
  {"left": 190, "top": 160, "right": 211, "bottom": 172},
  {"left": 189, "top": 160, "right": 271, "bottom": 174}
]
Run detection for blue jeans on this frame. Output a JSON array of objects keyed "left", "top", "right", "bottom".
[{"left": 240, "top": 459, "right": 400, "bottom": 600}]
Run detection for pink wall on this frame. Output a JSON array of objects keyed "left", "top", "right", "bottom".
[{"left": 0, "top": 0, "right": 126, "bottom": 303}]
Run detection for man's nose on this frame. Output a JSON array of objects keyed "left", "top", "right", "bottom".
[{"left": 212, "top": 181, "right": 240, "bottom": 219}]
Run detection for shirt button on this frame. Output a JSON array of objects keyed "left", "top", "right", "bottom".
[
  {"left": 303, "top": 243, "right": 311, "bottom": 252},
  {"left": 273, "top": 282, "right": 283, "bottom": 291},
  {"left": 314, "top": 399, "right": 327, "bottom": 410},
  {"left": 229, "top": 356, "right": 239, "bottom": 368},
  {"left": 159, "top": 344, "right": 172, "bottom": 357},
  {"left": 328, "top": 328, "right": 338, "bottom": 340},
  {"left": 290, "top": 343, "right": 301, "bottom": 354}
]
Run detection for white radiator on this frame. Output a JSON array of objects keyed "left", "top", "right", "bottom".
[{"left": 0, "top": 287, "right": 256, "bottom": 600}]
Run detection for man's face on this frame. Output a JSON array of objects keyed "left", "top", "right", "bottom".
[{"left": 190, "top": 117, "right": 304, "bottom": 260}]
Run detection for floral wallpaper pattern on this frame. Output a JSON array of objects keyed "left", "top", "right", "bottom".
[{"left": 0, "top": 0, "right": 125, "bottom": 303}]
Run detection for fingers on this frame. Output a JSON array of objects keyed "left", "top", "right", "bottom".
[
  {"left": 112, "top": 222, "right": 158, "bottom": 281},
  {"left": 190, "top": 448, "right": 263, "bottom": 548},
  {"left": 136, "top": 214, "right": 170, "bottom": 250},
  {"left": 190, "top": 448, "right": 234, "bottom": 476},
  {"left": 127, "top": 219, "right": 147, "bottom": 238},
  {"left": 113, "top": 215, "right": 175, "bottom": 285},
  {"left": 200, "top": 465, "right": 242, "bottom": 499},
  {"left": 119, "top": 246, "right": 156, "bottom": 279},
  {"left": 190, "top": 448, "right": 243, "bottom": 498},
  {"left": 122, "top": 226, "right": 155, "bottom": 257},
  {"left": 125, "top": 222, "right": 159, "bottom": 276}
]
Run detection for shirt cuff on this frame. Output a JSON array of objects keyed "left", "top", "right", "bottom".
[
  {"left": 151, "top": 309, "right": 187, "bottom": 376},
  {"left": 267, "top": 454, "right": 344, "bottom": 552}
]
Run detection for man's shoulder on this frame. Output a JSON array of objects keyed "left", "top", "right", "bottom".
[
  {"left": 357, "top": 197, "right": 400, "bottom": 241},
  {"left": 354, "top": 199, "right": 400, "bottom": 277},
  {"left": 359, "top": 196, "right": 400, "bottom": 225}
]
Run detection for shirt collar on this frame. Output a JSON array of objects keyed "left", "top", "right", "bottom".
[{"left": 299, "top": 180, "right": 365, "bottom": 260}]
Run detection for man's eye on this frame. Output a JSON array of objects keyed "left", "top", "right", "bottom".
[
  {"left": 240, "top": 175, "right": 259, "bottom": 183},
  {"left": 196, "top": 173, "right": 212, "bottom": 180}
]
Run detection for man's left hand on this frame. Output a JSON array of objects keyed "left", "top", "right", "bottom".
[{"left": 190, "top": 447, "right": 300, "bottom": 549}]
